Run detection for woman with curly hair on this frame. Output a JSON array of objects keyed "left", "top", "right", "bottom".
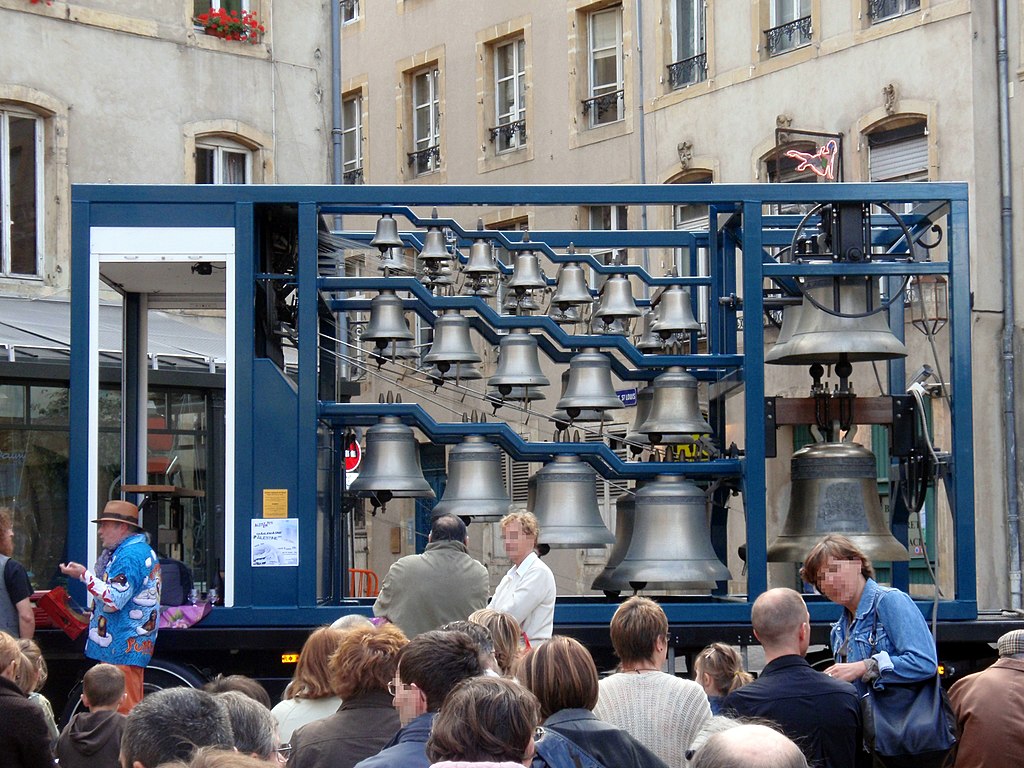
[
  {"left": 469, "top": 608, "right": 526, "bottom": 677},
  {"left": 287, "top": 623, "right": 408, "bottom": 768}
]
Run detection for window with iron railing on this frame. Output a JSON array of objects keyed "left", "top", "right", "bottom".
[
  {"left": 492, "top": 37, "right": 527, "bottom": 153},
  {"left": 409, "top": 67, "right": 440, "bottom": 176},
  {"left": 668, "top": 0, "right": 706, "bottom": 89},
  {"left": 765, "top": 0, "right": 811, "bottom": 56},
  {"left": 867, "top": 0, "right": 920, "bottom": 24},
  {"left": 586, "top": 6, "right": 624, "bottom": 127}
]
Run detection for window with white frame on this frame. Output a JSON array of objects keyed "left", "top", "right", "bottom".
[
  {"left": 492, "top": 37, "right": 527, "bottom": 153},
  {"left": 341, "top": 0, "right": 359, "bottom": 23},
  {"left": 669, "top": 0, "right": 706, "bottom": 89},
  {"left": 673, "top": 174, "right": 712, "bottom": 335},
  {"left": 409, "top": 66, "right": 440, "bottom": 176},
  {"left": 766, "top": 0, "right": 811, "bottom": 56},
  {"left": 587, "top": 204, "right": 628, "bottom": 288},
  {"left": 342, "top": 94, "right": 363, "bottom": 183},
  {"left": 195, "top": 137, "right": 252, "bottom": 184},
  {"left": 586, "top": 7, "right": 624, "bottom": 128},
  {"left": 867, "top": 0, "right": 920, "bottom": 23},
  {"left": 0, "top": 107, "right": 43, "bottom": 278},
  {"left": 193, "top": 0, "right": 249, "bottom": 18}
]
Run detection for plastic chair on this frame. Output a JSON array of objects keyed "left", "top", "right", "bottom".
[{"left": 348, "top": 568, "right": 380, "bottom": 597}]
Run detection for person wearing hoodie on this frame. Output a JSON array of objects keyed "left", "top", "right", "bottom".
[{"left": 56, "top": 663, "right": 126, "bottom": 768}]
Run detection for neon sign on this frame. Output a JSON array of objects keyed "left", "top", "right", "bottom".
[{"left": 784, "top": 139, "right": 839, "bottom": 180}]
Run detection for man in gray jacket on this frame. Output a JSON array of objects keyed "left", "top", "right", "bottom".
[{"left": 373, "top": 514, "right": 489, "bottom": 638}]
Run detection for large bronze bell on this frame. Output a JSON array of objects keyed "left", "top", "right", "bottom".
[
  {"left": 370, "top": 213, "right": 403, "bottom": 251},
  {"left": 349, "top": 417, "right": 435, "bottom": 499},
  {"left": 419, "top": 226, "right": 449, "bottom": 262},
  {"left": 503, "top": 289, "right": 542, "bottom": 313},
  {"left": 555, "top": 349, "right": 624, "bottom": 418},
  {"left": 768, "top": 278, "right": 908, "bottom": 365},
  {"left": 531, "top": 456, "right": 616, "bottom": 548},
  {"left": 651, "top": 285, "right": 701, "bottom": 338},
  {"left": 488, "top": 329, "right": 551, "bottom": 393},
  {"left": 423, "top": 310, "right": 481, "bottom": 373},
  {"left": 592, "top": 275, "right": 642, "bottom": 330},
  {"left": 549, "top": 263, "right": 593, "bottom": 309},
  {"left": 362, "top": 290, "right": 415, "bottom": 349},
  {"left": 432, "top": 436, "right": 511, "bottom": 522},
  {"left": 464, "top": 238, "right": 499, "bottom": 275},
  {"left": 506, "top": 251, "right": 547, "bottom": 293},
  {"left": 636, "top": 367, "right": 712, "bottom": 444},
  {"left": 591, "top": 482, "right": 642, "bottom": 593},
  {"left": 624, "top": 384, "right": 654, "bottom": 453},
  {"left": 548, "top": 304, "right": 584, "bottom": 325},
  {"left": 611, "top": 475, "right": 729, "bottom": 590},
  {"left": 635, "top": 310, "right": 663, "bottom": 352},
  {"left": 767, "top": 441, "right": 909, "bottom": 562}
]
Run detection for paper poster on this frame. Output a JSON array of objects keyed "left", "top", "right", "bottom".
[
  {"left": 251, "top": 518, "right": 299, "bottom": 567},
  {"left": 262, "top": 488, "right": 289, "bottom": 519}
]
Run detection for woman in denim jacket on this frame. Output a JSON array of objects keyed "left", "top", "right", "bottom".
[{"left": 800, "top": 534, "right": 937, "bottom": 694}]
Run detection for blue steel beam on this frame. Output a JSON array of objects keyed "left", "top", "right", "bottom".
[{"left": 318, "top": 401, "right": 742, "bottom": 480}]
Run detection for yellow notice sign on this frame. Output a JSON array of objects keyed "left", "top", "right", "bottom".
[{"left": 262, "top": 489, "right": 289, "bottom": 519}]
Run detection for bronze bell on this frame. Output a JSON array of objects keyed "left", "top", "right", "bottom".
[
  {"left": 549, "top": 263, "right": 593, "bottom": 309},
  {"left": 611, "top": 475, "right": 729, "bottom": 590},
  {"left": 419, "top": 226, "right": 450, "bottom": 262},
  {"left": 624, "top": 384, "right": 654, "bottom": 453},
  {"left": 764, "top": 302, "right": 802, "bottom": 363},
  {"left": 531, "top": 456, "right": 616, "bottom": 548},
  {"left": 767, "top": 441, "right": 909, "bottom": 562},
  {"left": 432, "top": 436, "right": 511, "bottom": 522},
  {"left": 349, "top": 416, "right": 435, "bottom": 498},
  {"left": 591, "top": 482, "right": 642, "bottom": 594},
  {"left": 592, "top": 275, "right": 642, "bottom": 330},
  {"left": 552, "top": 368, "right": 614, "bottom": 424},
  {"left": 488, "top": 329, "right": 551, "bottom": 393},
  {"left": 549, "top": 304, "right": 584, "bottom": 325},
  {"left": 768, "top": 278, "right": 908, "bottom": 365},
  {"left": 651, "top": 285, "right": 700, "bottom": 338},
  {"left": 506, "top": 251, "right": 547, "bottom": 293},
  {"left": 362, "top": 290, "right": 415, "bottom": 349},
  {"left": 503, "top": 289, "right": 541, "bottom": 313},
  {"left": 370, "top": 213, "right": 403, "bottom": 251},
  {"left": 555, "top": 348, "right": 624, "bottom": 418},
  {"left": 635, "top": 310, "right": 663, "bottom": 352},
  {"left": 423, "top": 310, "right": 481, "bottom": 373},
  {"left": 464, "top": 238, "right": 499, "bottom": 275},
  {"left": 636, "top": 367, "right": 712, "bottom": 444}
]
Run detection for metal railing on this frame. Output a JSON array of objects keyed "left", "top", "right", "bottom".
[
  {"left": 764, "top": 16, "right": 812, "bottom": 56},
  {"left": 867, "top": 0, "right": 920, "bottom": 22},
  {"left": 489, "top": 119, "right": 527, "bottom": 146},
  {"left": 342, "top": 168, "right": 363, "bottom": 185},
  {"left": 667, "top": 53, "right": 707, "bottom": 89},
  {"left": 581, "top": 89, "right": 624, "bottom": 124},
  {"left": 406, "top": 145, "right": 440, "bottom": 175}
]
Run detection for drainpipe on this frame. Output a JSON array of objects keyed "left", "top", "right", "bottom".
[
  {"left": 996, "top": 0, "right": 1021, "bottom": 610},
  {"left": 635, "top": 0, "right": 649, "bottom": 296},
  {"left": 330, "top": 0, "right": 350, "bottom": 380}
]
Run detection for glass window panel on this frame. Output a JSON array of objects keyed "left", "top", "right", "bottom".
[
  {"left": 196, "top": 147, "right": 215, "bottom": 184},
  {"left": 0, "top": 385, "right": 26, "bottom": 424},
  {"left": 98, "top": 388, "right": 122, "bottom": 429},
  {"left": 8, "top": 115, "right": 38, "bottom": 276},
  {"left": 676, "top": 0, "right": 704, "bottom": 60},
  {"left": 223, "top": 150, "right": 247, "bottom": 184},
  {"left": 593, "top": 54, "right": 619, "bottom": 91},
  {"left": 29, "top": 386, "right": 68, "bottom": 426},
  {"left": 591, "top": 10, "right": 618, "bottom": 50}
]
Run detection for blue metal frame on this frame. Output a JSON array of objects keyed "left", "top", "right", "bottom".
[{"left": 68, "top": 182, "right": 976, "bottom": 627}]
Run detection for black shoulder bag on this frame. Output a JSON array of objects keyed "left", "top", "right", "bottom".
[{"left": 857, "top": 591, "right": 957, "bottom": 768}]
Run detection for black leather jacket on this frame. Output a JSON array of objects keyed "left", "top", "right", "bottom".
[{"left": 538, "top": 709, "right": 668, "bottom": 768}]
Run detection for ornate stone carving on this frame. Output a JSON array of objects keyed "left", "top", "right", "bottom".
[
  {"left": 883, "top": 83, "right": 898, "bottom": 116},
  {"left": 677, "top": 141, "right": 693, "bottom": 170}
]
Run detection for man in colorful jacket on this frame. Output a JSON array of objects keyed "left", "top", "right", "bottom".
[{"left": 60, "top": 500, "right": 161, "bottom": 713}]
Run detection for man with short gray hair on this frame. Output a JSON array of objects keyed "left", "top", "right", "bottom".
[
  {"left": 119, "top": 687, "right": 233, "bottom": 768},
  {"left": 948, "top": 628, "right": 1024, "bottom": 768},
  {"left": 722, "top": 588, "right": 860, "bottom": 768},
  {"left": 692, "top": 723, "right": 808, "bottom": 768}
]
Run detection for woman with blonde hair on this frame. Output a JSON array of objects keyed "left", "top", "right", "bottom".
[
  {"left": 16, "top": 639, "right": 59, "bottom": 744},
  {"left": 271, "top": 626, "right": 346, "bottom": 742},
  {"left": 693, "top": 643, "right": 752, "bottom": 715},
  {"left": 469, "top": 608, "right": 526, "bottom": 677}
]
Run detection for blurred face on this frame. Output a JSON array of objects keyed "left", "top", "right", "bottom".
[
  {"left": 817, "top": 557, "right": 865, "bottom": 607},
  {"left": 503, "top": 521, "right": 536, "bottom": 567},
  {"left": 0, "top": 524, "right": 13, "bottom": 557},
  {"left": 98, "top": 521, "right": 130, "bottom": 550},
  {"left": 390, "top": 667, "right": 424, "bottom": 725}
]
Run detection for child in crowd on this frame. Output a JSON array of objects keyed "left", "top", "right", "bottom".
[
  {"left": 55, "top": 663, "right": 127, "bottom": 768},
  {"left": 693, "top": 642, "right": 753, "bottom": 715},
  {"left": 16, "top": 638, "right": 59, "bottom": 744}
]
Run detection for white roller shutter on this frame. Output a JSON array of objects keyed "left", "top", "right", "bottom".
[{"left": 869, "top": 131, "right": 928, "bottom": 182}]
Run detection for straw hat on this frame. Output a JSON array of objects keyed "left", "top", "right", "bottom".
[{"left": 91, "top": 500, "right": 143, "bottom": 529}]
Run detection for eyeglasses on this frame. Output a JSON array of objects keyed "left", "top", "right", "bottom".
[
  {"left": 276, "top": 744, "right": 292, "bottom": 763},
  {"left": 387, "top": 680, "right": 416, "bottom": 696}
]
